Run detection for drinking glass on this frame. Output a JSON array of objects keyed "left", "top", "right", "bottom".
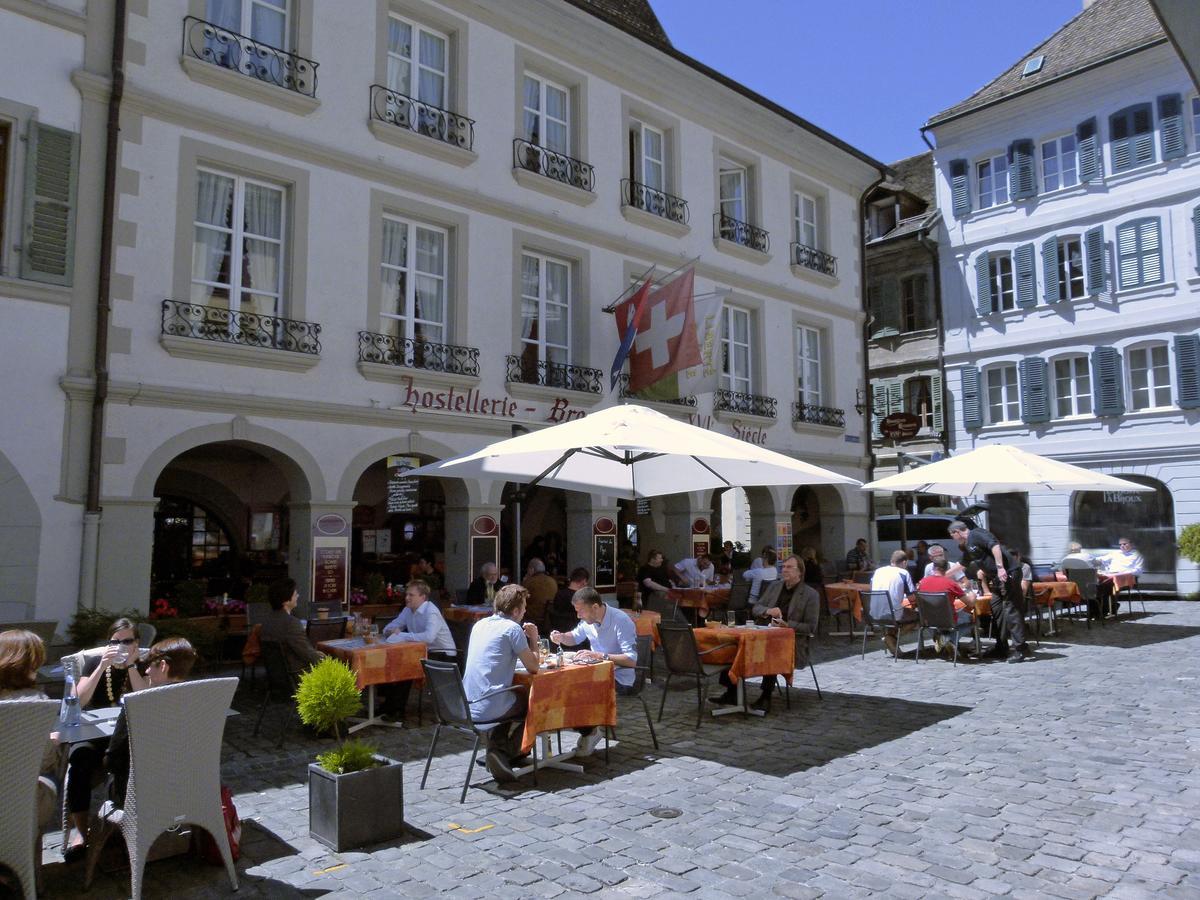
[
  {"left": 725, "top": 610, "right": 736, "bottom": 626},
  {"left": 538, "top": 638, "right": 550, "bottom": 660}
]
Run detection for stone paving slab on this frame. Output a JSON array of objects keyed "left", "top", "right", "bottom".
[{"left": 26, "top": 602, "right": 1200, "bottom": 898}]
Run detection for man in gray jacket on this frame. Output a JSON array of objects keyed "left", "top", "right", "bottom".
[{"left": 750, "top": 554, "right": 819, "bottom": 711}]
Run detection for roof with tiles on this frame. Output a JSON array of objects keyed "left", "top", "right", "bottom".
[
  {"left": 572, "top": 0, "right": 671, "bottom": 46},
  {"left": 926, "top": 0, "right": 1167, "bottom": 128}
]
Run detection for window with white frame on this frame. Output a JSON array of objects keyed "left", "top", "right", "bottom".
[
  {"left": 1057, "top": 236, "right": 1086, "bottom": 301},
  {"left": 1116, "top": 218, "right": 1164, "bottom": 289},
  {"left": 1053, "top": 355, "right": 1092, "bottom": 418},
  {"left": 977, "top": 153, "right": 1009, "bottom": 208},
  {"left": 519, "top": 251, "right": 570, "bottom": 367},
  {"left": 721, "top": 305, "right": 752, "bottom": 394},
  {"left": 718, "top": 158, "right": 747, "bottom": 223},
  {"left": 985, "top": 364, "right": 1019, "bottom": 424},
  {"left": 901, "top": 273, "right": 930, "bottom": 331},
  {"left": 380, "top": 215, "right": 446, "bottom": 346},
  {"left": 793, "top": 191, "right": 818, "bottom": 249},
  {"left": 629, "top": 119, "right": 665, "bottom": 192},
  {"left": 522, "top": 74, "right": 569, "bottom": 155},
  {"left": 1041, "top": 134, "right": 1078, "bottom": 192},
  {"left": 905, "top": 376, "right": 934, "bottom": 430},
  {"left": 206, "top": 0, "right": 289, "bottom": 48},
  {"left": 386, "top": 15, "right": 448, "bottom": 109},
  {"left": 191, "top": 168, "right": 285, "bottom": 318},
  {"left": 989, "top": 254, "right": 1015, "bottom": 312},
  {"left": 1127, "top": 342, "right": 1171, "bottom": 410},
  {"left": 796, "top": 325, "right": 821, "bottom": 407}
]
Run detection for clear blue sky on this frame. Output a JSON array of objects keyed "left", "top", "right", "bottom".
[{"left": 651, "top": 0, "right": 1088, "bottom": 164}]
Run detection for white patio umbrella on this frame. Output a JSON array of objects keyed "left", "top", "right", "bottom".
[{"left": 861, "top": 444, "right": 1154, "bottom": 495}]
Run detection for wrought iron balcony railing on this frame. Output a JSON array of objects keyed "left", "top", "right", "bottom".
[
  {"left": 714, "top": 213, "right": 769, "bottom": 253},
  {"left": 358, "top": 331, "right": 479, "bottom": 376},
  {"left": 714, "top": 388, "right": 777, "bottom": 419},
  {"left": 506, "top": 355, "right": 602, "bottom": 394},
  {"left": 162, "top": 299, "right": 321, "bottom": 354},
  {"left": 792, "top": 402, "right": 846, "bottom": 428},
  {"left": 616, "top": 373, "right": 697, "bottom": 407},
  {"left": 791, "top": 242, "right": 838, "bottom": 277},
  {"left": 182, "top": 16, "right": 318, "bottom": 97},
  {"left": 512, "top": 139, "right": 595, "bottom": 192},
  {"left": 368, "top": 85, "right": 474, "bottom": 151},
  {"left": 621, "top": 179, "right": 689, "bottom": 225}
]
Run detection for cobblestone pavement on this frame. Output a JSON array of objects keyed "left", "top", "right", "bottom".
[{"left": 31, "top": 601, "right": 1200, "bottom": 899}]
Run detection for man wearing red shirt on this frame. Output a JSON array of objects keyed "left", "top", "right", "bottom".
[{"left": 914, "top": 558, "right": 976, "bottom": 654}]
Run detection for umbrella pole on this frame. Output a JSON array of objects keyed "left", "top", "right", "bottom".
[{"left": 513, "top": 491, "right": 522, "bottom": 582}]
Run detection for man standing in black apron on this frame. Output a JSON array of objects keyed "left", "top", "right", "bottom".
[{"left": 949, "top": 521, "right": 1032, "bottom": 663}]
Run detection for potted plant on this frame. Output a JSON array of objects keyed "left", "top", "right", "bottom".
[{"left": 296, "top": 657, "right": 405, "bottom": 851}]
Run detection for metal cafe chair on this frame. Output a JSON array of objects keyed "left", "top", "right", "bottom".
[
  {"left": 306, "top": 616, "right": 348, "bottom": 644},
  {"left": 609, "top": 634, "right": 658, "bottom": 751},
  {"left": 1063, "top": 566, "right": 1098, "bottom": 629},
  {"left": 914, "top": 591, "right": 975, "bottom": 666},
  {"left": 859, "top": 590, "right": 904, "bottom": 661},
  {"left": 655, "top": 622, "right": 735, "bottom": 729},
  {"left": 725, "top": 582, "right": 751, "bottom": 625},
  {"left": 254, "top": 641, "right": 298, "bottom": 748}
]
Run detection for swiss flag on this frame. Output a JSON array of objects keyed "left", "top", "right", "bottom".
[{"left": 615, "top": 268, "right": 697, "bottom": 393}]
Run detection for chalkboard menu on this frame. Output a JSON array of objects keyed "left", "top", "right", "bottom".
[{"left": 386, "top": 455, "right": 420, "bottom": 514}]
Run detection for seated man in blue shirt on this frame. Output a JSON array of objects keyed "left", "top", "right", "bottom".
[
  {"left": 380, "top": 579, "right": 457, "bottom": 719},
  {"left": 549, "top": 587, "right": 638, "bottom": 757}
]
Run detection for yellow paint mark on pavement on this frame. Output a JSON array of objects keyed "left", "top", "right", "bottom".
[
  {"left": 447, "top": 821, "right": 495, "bottom": 834},
  {"left": 313, "top": 863, "right": 348, "bottom": 875}
]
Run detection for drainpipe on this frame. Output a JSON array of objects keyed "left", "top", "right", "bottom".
[
  {"left": 81, "top": 0, "right": 127, "bottom": 609},
  {"left": 859, "top": 170, "right": 887, "bottom": 550},
  {"left": 918, "top": 225, "right": 947, "bottom": 468}
]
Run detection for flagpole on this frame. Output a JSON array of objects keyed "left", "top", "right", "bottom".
[
  {"left": 601, "top": 256, "right": 700, "bottom": 313},
  {"left": 600, "top": 262, "right": 658, "bottom": 314}
]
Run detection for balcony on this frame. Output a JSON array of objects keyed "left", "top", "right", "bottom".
[
  {"left": 792, "top": 402, "right": 846, "bottom": 428},
  {"left": 713, "top": 213, "right": 769, "bottom": 255},
  {"left": 182, "top": 16, "right": 318, "bottom": 100},
  {"left": 506, "top": 355, "right": 602, "bottom": 395},
  {"left": 620, "top": 179, "right": 689, "bottom": 226},
  {"left": 714, "top": 389, "right": 777, "bottom": 419},
  {"left": 616, "top": 373, "right": 697, "bottom": 408},
  {"left": 512, "top": 138, "right": 595, "bottom": 195},
  {"left": 358, "top": 332, "right": 479, "bottom": 376},
  {"left": 161, "top": 299, "right": 320, "bottom": 370},
  {"left": 368, "top": 84, "right": 475, "bottom": 156},
  {"left": 791, "top": 242, "right": 838, "bottom": 278}
]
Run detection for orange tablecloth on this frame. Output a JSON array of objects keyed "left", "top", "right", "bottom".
[
  {"left": 1100, "top": 572, "right": 1137, "bottom": 592},
  {"left": 443, "top": 605, "right": 493, "bottom": 624},
  {"left": 512, "top": 660, "right": 616, "bottom": 754},
  {"left": 976, "top": 581, "right": 1080, "bottom": 616},
  {"left": 695, "top": 624, "right": 795, "bottom": 685},
  {"left": 628, "top": 610, "right": 662, "bottom": 647},
  {"left": 824, "top": 582, "right": 865, "bottom": 622},
  {"left": 669, "top": 587, "right": 731, "bottom": 609},
  {"left": 317, "top": 637, "right": 426, "bottom": 690}
]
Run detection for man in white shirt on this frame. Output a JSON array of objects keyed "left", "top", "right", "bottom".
[
  {"left": 870, "top": 550, "right": 918, "bottom": 654},
  {"left": 923, "top": 544, "right": 965, "bottom": 582},
  {"left": 674, "top": 554, "right": 715, "bottom": 588},
  {"left": 1096, "top": 537, "right": 1144, "bottom": 615},
  {"left": 743, "top": 547, "right": 779, "bottom": 604},
  {"left": 380, "top": 580, "right": 456, "bottom": 719}
]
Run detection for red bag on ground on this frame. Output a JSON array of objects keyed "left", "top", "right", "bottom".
[{"left": 196, "top": 785, "right": 241, "bottom": 864}]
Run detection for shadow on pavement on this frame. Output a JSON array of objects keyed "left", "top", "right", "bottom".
[{"left": 1054, "top": 621, "right": 1200, "bottom": 649}]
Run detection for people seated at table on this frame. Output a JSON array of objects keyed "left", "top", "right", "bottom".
[
  {"left": 410, "top": 553, "right": 443, "bottom": 593},
  {"left": 0, "top": 629, "right": 59, "bottom": 829},
  {"left": 1061, "top": 542, "right": 1097, "bottom": 570},
  {"left": 466, "top": 562, "right": 502, "bottom": 605},
  {"left": 550, "top": 587, "right": 638, "bottom": 757},
  {"left": 674, "top": 554, "right": 715, "bottom": 588},
  {"left": 844, "top": 538, "right": 874, "bottom": 576},
  {"left": 741, "top": 555, "right": 819, "bottom": 711},
  {"left": 915, "top": 558, "right": 976, "bottom": 656},
  {"left": 951, "top": 520, "right": 1031, "bottom": 663},
  {"left": 924, "top": 544, "right": 966, "bottom": 582},
  {"left": 381, "top": 580, "right": 457, "bottom": 717},
  {"left": 869, "top": 550, "right": 919, "bottom": 654},
  {"left": 550, "top": 567, "right": 590, "bottom": 635},
  {"left": 521, "top": 558, "right": 559, "bottom": 629},
  {"left": 743, "top": 547, "right": 779, "bottom": 604},
  {"left": 637, "top": 550, "right": 676, "bottom": 609},
  {"left": 1010, "top": 549, "right": 1033, "bottom": 595},
  {"left": 1095, "top": 537, "right": 1144, "bottom": 614},
  {"left": 260, "top": 577, "right": 324, "bottom": 676},
  {"left": 909, "top": 541, "right": 931, "bottom": 580},
  {"left": 799, "top": 547, "right": 826, "bottom": 589},
  {"left": 463, "top": 584, "right": 540, "bottom": 783}
]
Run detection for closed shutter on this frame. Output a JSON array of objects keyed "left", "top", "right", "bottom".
[
  {"left": 1193, "top": 205, "right": 1200, "bottom": 271},
  {"left": 20, "top": 122, "right": 79, "bottom": 285},
  {"left": 1116, "top": 221, "right": 1139, "bottom": 287},
  {"left": 1014, "top": 243, "right": 1036, "bottom": 308},
  {"left": 1041, "top": 236, "right": 1062, "bottom": 303},
  {"left": 871, "top": 380, "right": 888, "bottom": 438},
  {"left": 1008, "top": 139, "right": 1036, "bottom": 200},
  {"left": 1132, "top": 105, "right": 1155, "bottom": 166},
  {"left": 975, "top": 254, "right": 992, "bottom": 316},
  {"left": 1158, "top": 94, "right": 1185, "bottom": 160},
  {"left": 873, "top": 278, "right": 900, "bottom": 337},
  {"left": 1076, "top": 118, "right": 1102, "bottom": 182},
  {"left": 1118, "top": 218, "right": 1163, "bottom": 288},
  {"left": 1175, "top": 334, "right": 1200, "bottom": 409},
  {"left": 887, "top": 380, "right": 904, "bottom": 423},
  {"left": 1019, "top": 357, "right": 1050, "bottom": 423},
  {"left": 931, "top": 370, "right": 944, "bottom": 432},
  {"left": 1091, "top": 346, "right": 1125, "bottom": 417},
  {"left": 949, "top": 159, "right": 971, "bottom": 217},
  {"left": 1138, "top": 218, "right": 1162, "bottom": 284},
  {"left": 1084, "top": 226, "right": 1105, "bottom": 295},
  {"left": 1110, "top": 108, "right": 1133, "bottom": 172},
  {"left": 1111, "top": 104, "right": 1155, "bottom": 172},
  {"left": 961, "top": 366, "right": 983, "bottom": 430}
]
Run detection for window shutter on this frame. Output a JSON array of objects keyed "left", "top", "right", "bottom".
[
  {"left": 1138, "top": 218, "right": 1162, "bottom": 284},
  {"left": 1193, "top": 205, "right": 1200, "bottom": 270},
  {"left": 20, "top": 123, "right": 79, "bottom": 285},
  {"left": 1041, "top": 236, "right": 1062, "bottom": 303},
  {"left": 1175, "top": 334, "right": 1200, "bottom": 409},
  {"left": 1109, "top": 109, "right": 1133, "bottom": 172},
  {"left": 949, "top": 159, "right": 971, "bottom": 217},
  {"left": 974, "top": 254, "right": 992, "bottom": 316},
  {"left": 1076, "top": 118, "right": 1102, "bottom": 182},
  {"left": 1008, "top": 139, "right": 1036, "bottom": 200},
  {"left": 961, "top": 366, "right": 983, "bottom": 430},
  {"left": 1091, "top": 346, "right": 1125, "bottom": 417},
  {"left": 1084, "top": 226, "right": 1105, "bottom": 295},
  {"left": 1014, "top": 243, "right": 1037, "bottom": 308},
  {"left": 1158, "top": 94, "right": 1185, "bottom": 160},
  {"left": 1019, "top": 357, "right": 1050, "bottom": 424},
  {"left": 1131, "top": 105, "right": 1155, "bottom": 167},
  {"left": 871, "top": 380, "right": 889, "bottom": 438},
  {"left": 874, "top": 278, "right": 900, "bottom": 337},
  {"left": 887, "top": 379, "right": 904, "bottom": 415},
  {"left": 931, "top": 370, "right": 944, "bottom": 432}
]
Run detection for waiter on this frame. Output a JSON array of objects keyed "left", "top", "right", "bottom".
[{"left": 949, "top": 521, "right": 1032, "bottom": 663}]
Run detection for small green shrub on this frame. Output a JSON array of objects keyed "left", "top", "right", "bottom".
[
  {"left": 67, "top": 607, "right": 144, "bottom": 649},
  {"left": 295, "top": 657, "right": 362, "bottom": 745},
  {"left": 365, "top": 572, "right": 387, "bottom": 606},
  {"left": 316, "top": 739, "right": 381, "bottom": 775},
  {"left": 1178, "top": 523, "right": 1200, "bottom": 565}
]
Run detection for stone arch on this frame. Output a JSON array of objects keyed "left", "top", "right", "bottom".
[
  {"left": 153, "top": 469, "right": 248, "bottom": 552},
  {"left": 335, "top": 435, "right": 470, "bottom": 507},
  {"left": 0, "top": 450, "right": 41, "bottom": 619}
]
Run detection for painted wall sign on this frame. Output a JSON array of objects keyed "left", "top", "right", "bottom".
[
  {"left": 315, "top": 513, "right": 348, "bottom": 536},
  {"left": 397, "top": 376, "right": 587, "bottom": 424},
  {"left": 686, "top": 413, "right": 768, "bottom": 447},
  {"left": 386, "top": 455, "right": 420, "bottom": 514},
  {"left": 880, "top": 412, "right": 923, "bottom": 440}
]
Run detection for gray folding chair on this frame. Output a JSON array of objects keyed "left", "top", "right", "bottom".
[
  {"left": 915, "top": 591, "right": 976, "bottom": 666},
  {"left": 859, "top": 590, "right": 904, "bottom": 660},
  {"left": 725, "top": 582, "right": 751, "bottom": 625},
  {"left": 1064, "top": 567, "right": 1098, "bottom": 628},
  {"left": 306, "top": 616, "right": 348, "bottom": 643},
  {"left": 0, "top": 699, "right": 59, "bottom": 900},
  {"left": 608, "top": 634, "right": 658, "bottom": 750},
  {"left": 655, "top": 622, "right": 735, "bottom": 728}
]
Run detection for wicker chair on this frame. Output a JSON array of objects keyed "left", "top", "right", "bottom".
[
  {"left": 83, "top": 678, "right": 239, "bottom": 900},
  {"left": 0, "top": 699, "right": 59, "bottom": 900}
]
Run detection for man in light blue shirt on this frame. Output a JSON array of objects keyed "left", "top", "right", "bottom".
[{"left": 379, "top": 580, "right": 456, "bottom": 720}]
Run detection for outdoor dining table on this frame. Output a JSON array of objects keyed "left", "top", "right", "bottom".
[
  {"left": 977, "top": 580, "right": 1082, "bottom": 635},
  {"left": 442, "top": 605, "right": 493, "bottom": 625},
  {"left": 317, "top": 637, "right": 427, "bottom": 733},
  {"left": 668, "top": 586, "right": 731, "bottom": 610},
  {"left": 628, "top": 609, "right": 662, "bottom": 647},
  {"left": 824, "top": 582, "right": 866, "bottom": 622},
  {"left": 511, "top": 656, "right": 617, "bottom": 775},
  {"left": 693, "top": 623, "right": 795, "bottom": 717}
]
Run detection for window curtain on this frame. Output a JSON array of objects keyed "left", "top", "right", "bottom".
[
  {"left": 241, "top": 183, "right": 282, "bottom": 316},
  {"left": 193, "top": 172, "right": 235, "bottom": 304},
  {"left": 413, "top": 228, "right": 444, "bottom": 343},
  {"left": 381, "top": 218, "right": 408, "bottom": 331},
  {"left": 522, "top": 77, "right": 540, "bottom": 143},
  {"left": 387, "top": 18, "right": 412, "bottom": 95},
  {"left": 418, "top": 32, "right": 445, "bottom": 106}
]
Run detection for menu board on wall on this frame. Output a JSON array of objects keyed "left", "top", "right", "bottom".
[
  {"left": 386, "top": 455, "right": 420, "bottom": 514},
  {"left": 313, "top": 542, "right": 347, "bottom": 605},
  {"left": 594, "top": 535, "right": 616, "bottom": 589}
]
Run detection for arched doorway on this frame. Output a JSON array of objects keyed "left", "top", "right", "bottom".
[
  {"left": 792, "top": 485, "right": 847, "bottom": 577},
  {"left": 501, "top": 482, "right": 568, "bottom": 578},
  {"left": 1071, "top": 475, "right": 1176, "bottom": 590}
]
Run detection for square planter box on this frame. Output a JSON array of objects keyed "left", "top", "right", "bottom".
[{"left": 308, "top": 755, "right": 404, "bottom": 851}]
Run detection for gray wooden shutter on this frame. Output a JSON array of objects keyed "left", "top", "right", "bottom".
[
  {"left": 1041, "top": 236, "right": 1062, "bottom": 303},
  {"left": 871, "top": 380, "right": 888, "bottom": 438},
  {"left": 974, "top": 254, "right": 992, "bottom": 316},
  {"left": 1084, "top": 226, "right": 1105, "bottom": 295},
  {"left": 1091, "top": 346, "right": 1125, "bottom": 417},
  {"left": 1131, "top": 104, "right": 1155, "bottom": 167},
  {"left": 20, "top": 122, "right": 79, "bottom": 285},
  {"left": 887, "top": 379, "right": 903, "bottom": 417},
  {"left": 875, "top": 278, "right": 900, "bottom": 337},
  {"left": 1175, "top": 334, "right": 1200, "bottom": 409},
  {"left": 1110, "top": 108, "right": 1134, "bottom": 172},
  {"left": 1008, "top": 139, "right": 1036, "bottom": 200},
  {"left": 961, "top": 366, "right": 983, "bottom": 430},
  {"left": 949, "top": 159, "right": 971, "bottom": 217},
  {"left": 1192, "top": 205, "right": 1200, "bottom": 270},
  {"left": 1014, "top": 243, "right": 1037, "bottom": 308},
  {"left": 1076, "top": 118, "right": 1102, "bottom": 182},
  {"left": 931, "top": 370, "right": 944, "bottom": 432},
  {"left": 1019, "top": 357, "right": 1050, "bottom": 423},
  {"left": 1158, "top": 94, "right": 1185, "bottom": 160}
]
